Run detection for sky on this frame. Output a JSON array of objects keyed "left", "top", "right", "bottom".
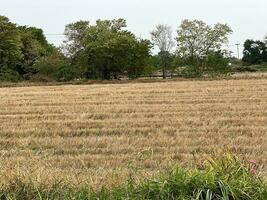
[{"left": 1, "top": 0, "right": 267, "bottom": 57}]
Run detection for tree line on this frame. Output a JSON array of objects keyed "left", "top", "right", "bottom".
[{"left": 0, "top": 15, "right": 266, "bottom": 82}]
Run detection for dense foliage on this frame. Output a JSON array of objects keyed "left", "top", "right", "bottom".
[
  {"left": 0, "top": 16, "right": 56, "bottom": 81},
  {"left": 242, "top": 39, "right": 267, "bottom": 65},
  {"left": 64, "top": 19, "right": 151, "bottom": 79},
  {"left": 0, "top": 16, "right": 22, "bottom": 81},
  {"left": 174, "top": 20, "right": 232, "bottom": 76}
]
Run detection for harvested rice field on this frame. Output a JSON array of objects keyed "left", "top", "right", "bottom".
[{"left": 0, "top": 78, "right": 266, "bottom": 187}]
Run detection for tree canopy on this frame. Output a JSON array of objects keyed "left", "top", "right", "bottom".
[
  {"left": 64, "top": 19, "right": 151, "bottom": 79},
  {"left": 0, "top": 15, "right": 56, "bottom": 81},
  {"left": 242, "top": 39, "right": 267, "bottom": 65},
  {"left": 173, "top": 19, "right": 233, "bottom": 76},
  {"left": 0, "top": 16, "right": 22, "bottom": 69},
  {"left": 176, "top": 19, "right": 232, "bottom": 64}
]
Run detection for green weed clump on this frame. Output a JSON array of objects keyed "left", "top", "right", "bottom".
[{"left": 1, "top": 155, "right": 266, "bottom": 200}]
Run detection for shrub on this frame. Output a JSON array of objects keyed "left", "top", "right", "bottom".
[
  {"left": 29, "top": 73, "right": 56, "bottom": 82},
  {"left": 0, "top": 155, "right": 266, "bottom": 200},
  {"left": 143, "top": 65, "right": 158, "bottom": 78},
  {"left": 33, "top": 50, "right": 84, "bottom": 82},
  {"left": 205, "top": 51, "right": 231, "bottom": 76},
  {"left": 177, "top": 65, "right": 202, "bottom": 78},
  {"left": 0, "top": 66, "right": 21, "bottom": 82},
  {"left": 232, "top": 65, "right": 258, "bottom": 73},
  {"left": 33, "top": 53, "right": 63, "bottom": 81},
  {"left": 56, "top": 64, "right": 83, "bottom": 81},
  {"left": 129, "top": 155, "right": 267, "bottom": 200}
]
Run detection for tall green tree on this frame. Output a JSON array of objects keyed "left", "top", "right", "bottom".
[
  {"left": 64, "top": 19, "right": 151, "bottom": 79},
  {"left": 0, "top": 16, "right": 23, "bottom": 81},
  {"left": 176, "top": 19, "right": 232, "bottom": 70},
  {"left": 0, "top": 15, "right": 56, "bottom": 81},
  {"left": 0, "top": 16, "right": 22, "bottom": 69},
  {"left": 64, "top": 20, "right": 90, "bottom": 57},
  {"left": 242, "top": 39, "right": 267, "bottom": 65},
  {"left": 17, "top": 26, "right": 53, "bottom": 78}
]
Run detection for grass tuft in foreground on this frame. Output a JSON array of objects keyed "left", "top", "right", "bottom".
[{"left": 1, "top": 155, "right": 266, "bottom": 200}]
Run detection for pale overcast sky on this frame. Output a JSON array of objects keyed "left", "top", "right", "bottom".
[{"left": 1, "top": 0, "right": 267, "bottom": 57}]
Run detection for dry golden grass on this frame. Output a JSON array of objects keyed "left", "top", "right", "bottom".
[{"left": 0, "top": 77, "right": 266, "bottom": 188}]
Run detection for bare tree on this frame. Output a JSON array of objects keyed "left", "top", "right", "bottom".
[{"left": 151, "top": 24, "right": 175, "bottom": 79}]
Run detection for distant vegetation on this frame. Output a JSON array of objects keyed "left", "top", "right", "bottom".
[
  {"left": 243, "top": 39, "right": 267, "bottom": 65},
  {"left": 1, "top": 15, "right": 266, "bottom": 82}
]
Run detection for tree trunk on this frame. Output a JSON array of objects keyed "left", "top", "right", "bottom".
[
  {"left": 162, "top": 64, "right": 166, "bottom": 79},
  {"left": 161, "top": 52, "right": 167, "bottom": 79}
]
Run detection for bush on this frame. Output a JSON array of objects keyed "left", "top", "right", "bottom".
[
  {"left": 0, "top": 66, "right": 21, "bottom": 82},
  {"left": 173, "top": 52, "right": 231, "bottom": 78},
  {"left": 56, "top": 64, "right": 83, "bottom": 81},
  {"left": 29, "top": 73, "right": 56, "bottom": 82},
  {"left": 1, "top": 155, "right": 266, "bottom": 200},
  {"left": 177, "top": 65, "right": 202, "bottom": 78},
  {"left": 205, "top": 52, "right": 231, "bottom": 76},
  {"left": 129, "top": 155, "right": 267, "bottom": 200},
  {"left": 143, "top": 65, "right": 158, "bottom": 78},
  {"left": 33, "top": 50, "right": 84, "bottom": 82},
  {"left": 33, "top": 52, "right": 63, "bottom": 81},
  {"left": 232, "top": 65, "right": 258, "bottom": 73},
  {"left": 255, "top": 63, "right": 267, "bottom": 72}
]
